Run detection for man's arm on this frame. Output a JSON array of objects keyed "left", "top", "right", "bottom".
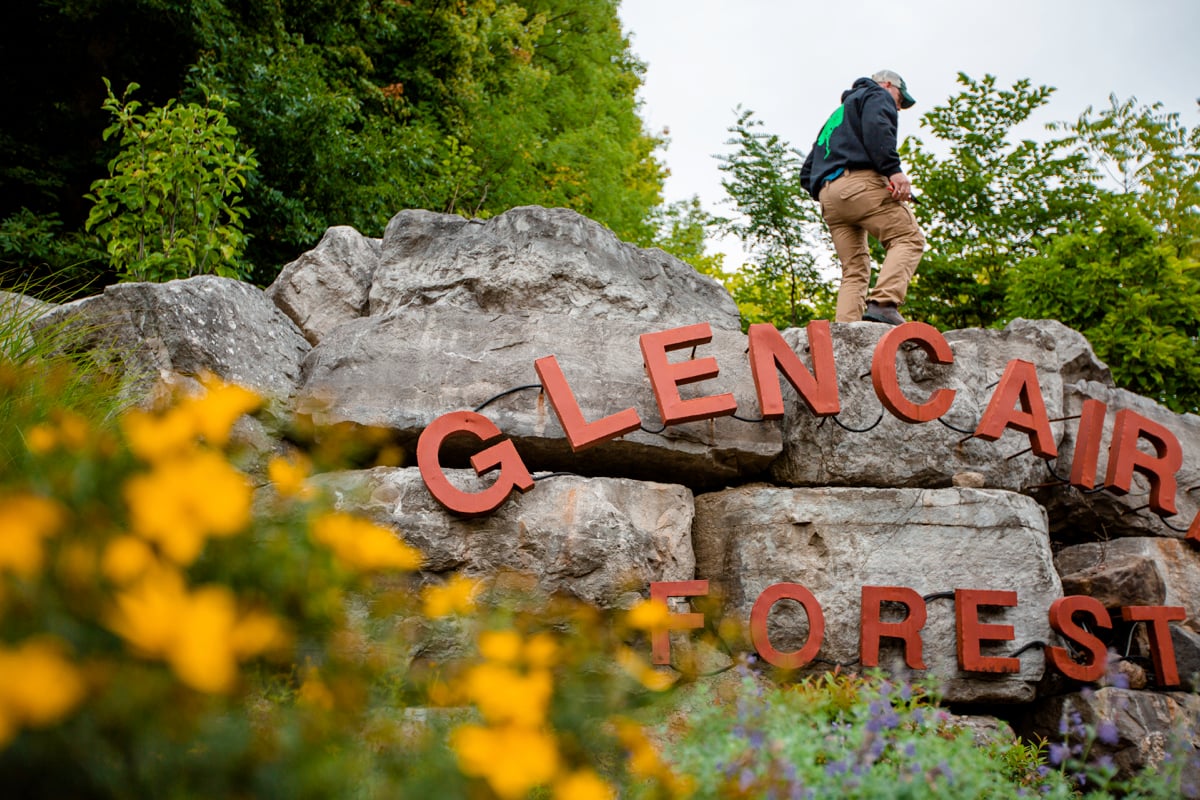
[{"left": 860, "top": 92, "right": 911, "bottom": 200}]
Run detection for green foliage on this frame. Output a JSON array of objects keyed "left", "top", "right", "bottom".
[
  {"left": 1052, "top": 94, "right": 1200, "bottom": 256},
  {"left": 648, "top": 197, "right": 726, "bottom": 278},
  {"left": 1005, "top": 200, "right": 1200, "bottom": 412},
  {"left": 85, "top": 79, "right": 257, "bottom": 283},
  {"left": 660, "top": 670, "right": 1072, "bottom": 799},
  {"left": 718, "top": 108, "right": 833, "bottom": 328},
  {"left": 902, "top": 73, "right": 1097, "bottom": 329},
  {"left": 1, "top": 0, "right": 664, "bottom": 289},
  {"left": 0, "top": 210, "right": 105, "bottom": 294}
]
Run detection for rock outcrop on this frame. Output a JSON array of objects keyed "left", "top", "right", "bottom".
[{"left": 16, "top": 204, "right": 1200, "bottom": 772}]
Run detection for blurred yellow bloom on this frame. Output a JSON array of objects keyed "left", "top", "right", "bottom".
[
  {"left": 0, "top": 494, "right": 65, "bottom": 577},
  {"left": 0, "top": 637, "right": 86, "bottom": 747},
  {"left": 554, "top": 769, "right": 614, "bottom": 800},
  {"left": 524, "top": 632, "right": 560, "bottom": 669},
  {"left": 614, "top": 718, "right": 667, "bottom": 780},
  {"left": 122, "top": 406, "right": 197, "bottom": 462},
  {"left": 107, "top": 569, "right": 288, "bottom": 694},
  {"left": 297, "top": 667, "right": 335, "bottom": 711},
  {"left": 102, "top": 536, "right": 156, "bottom": 584},
  {"left": 422, "top": 574, "right": 480, "bottom": 618},
  {"left": 464, "top": 663, "right": 553, "bottom": 727},
  {"left": 121, "top": 378, "right": 260, "bottom": 461},
  {"left": 267, "top": 454, "right": 314, "bottom": 499},
  {"left": 24, "top": 424, "right": 57, "bottom": 454},
  {"left": 478, "top": 629, "right": 522, "bottom": 664},
  {"left": 627, "top": 598, "right": 671, "bottom": 632},
  {"left": 452, "top": 723, "right": 560, "bottom": 799},
  {"left": 188, "top": 378, "right": 261, "bottom": 447},
  {"left": 123, "top": 450, "right": 252, "bottom": 564},
  {"left": 56, "top": 411, "right": 91, "bottom": 450},
  {"left": 310, "top": 512, "right": 422, "bottom": 572},
  {"left": 617, "top": 646, "right": 676, "bottom": 692}
]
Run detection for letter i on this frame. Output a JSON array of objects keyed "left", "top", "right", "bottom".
[{"left": 1068, "top": 398, "right": 1106, "bottom": 489}]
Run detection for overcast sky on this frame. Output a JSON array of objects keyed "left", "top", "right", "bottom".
[{"left": 618, "top": 0, "right": 1200, "bottom": 267}]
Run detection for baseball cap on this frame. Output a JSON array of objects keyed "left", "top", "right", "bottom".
[{"left": 873, "top": 69, "right": 916, "bottom": 109}]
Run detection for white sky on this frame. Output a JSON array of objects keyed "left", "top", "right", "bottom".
[{"left": 618, "top": 0, "right": 1200, "bottom": 268}]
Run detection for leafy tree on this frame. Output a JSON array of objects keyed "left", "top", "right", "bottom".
[
  {"left": 1051, "top": 95, "right": 1200, "bottom": 256},
  {"left": 85, "top": 80, "right": 256, "bottom": 282},
  {"left": 0, "top": 0, "right": 665, "bottom": 290},
  {"left": 901, "top": 73, "right": 1097, "bottom": 329},
  {"left": 1005, "top": 199, "right": 1200, "bottom": 413},
  {"left": 649, "top": 197, "right": 726, "bottom": 278},
  {"left": 717, "top": 108, "right": 833, "bottom": 328}
]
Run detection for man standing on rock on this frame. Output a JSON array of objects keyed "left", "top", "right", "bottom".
[{"left": 800, "top": 70, "right": 926, "bottom": 325}]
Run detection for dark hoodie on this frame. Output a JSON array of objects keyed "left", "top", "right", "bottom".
[{"left": 800, "top": 77, "right": 903, "bottom": 199}]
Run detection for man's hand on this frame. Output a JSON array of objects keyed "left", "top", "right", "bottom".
[{"left": 887, "top": 172, "right": 913, "bottom": 201}]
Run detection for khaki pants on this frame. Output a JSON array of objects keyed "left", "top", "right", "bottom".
[{"left": 818, "top": 170, "right": 925, "bottom": 322}]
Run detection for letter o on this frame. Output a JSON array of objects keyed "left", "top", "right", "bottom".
[{"left": 749, "top": 582, "right": 826, "bottom": 669}]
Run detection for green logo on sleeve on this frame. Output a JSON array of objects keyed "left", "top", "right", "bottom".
[{"left": 816, "top": 105, "right": 845, "bottom": 157}]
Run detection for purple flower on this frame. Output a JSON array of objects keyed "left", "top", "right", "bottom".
[
  {"left": 738, "top": 768, "right": 755, "bottom": 792},
  {"left": 898, "top": 682, "right": 912, "bottom": 702},
  {"left": 1096, "top": 720, "right": 1119, "bottom": 746},
  {"left": 825, "top": 760, "right": 848, "bottom": 777},
  {"left": 1049, "top": 742, "right": 1069, "bottom": 766}
]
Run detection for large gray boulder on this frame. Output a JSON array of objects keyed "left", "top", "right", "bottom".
[
  {"left": 313, "top": 467, "right": 695, "bottom": 610},
  {"left": 768, "top": 319, "right": 1108, "bottom": 492},
  {"left": 297, "top": 308, "right": 780, "bottom": 487},
  {"left": 370, "top": 206, "right": 741, "bottom": 329},
  {"left": 692, "top": 485, "right": 1061, "bottom": 703},
  {"left": 1034, "top": 380, "right": 1200, "bottom": 542},
  {"left": 32, "top": 275, "right": 311, "bottom": 408},
  {"left": 0, "top": 290, "right": 55, "bottom": 354},
  {"left": 266, "top": 225, "right": 381, "bottom": 345}
]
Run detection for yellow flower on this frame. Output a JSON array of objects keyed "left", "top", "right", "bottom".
[
  {"left": 24, "top": 424, "right": 57, "bottom": 454},
  {"left": 626, "top": 598, "right": 671, "bottom": 632},
  {"left": 102, "top": 536, "right": 156, "bottom": 584},
  {"left": 0, "top": 637, "right": 86, "bottom": 747},
  {"left": 297, "top": 667, "right": 335, "bottom": 711},
  {"left": 0, "top": 494, "right": 65, "bottom": 577},
  {"left": 310, "top": 512, "right": 422, "bottom": 572},
  {"left": 617, "top": 646, "right": 677, "bottom": 692},
  {"left": 187, "top": 377, "right": 261, "bottom": 447},
  {"left": 123, "top": 450, "right": 252, "bottom": 564},
  {"left": 55, "top": 411, "right": 91, "bottom": 450},
  {"left": 267, "top": 454, "right": 314, "bottom": 499},
  {"left": 422, "top": 574, "right": 480, "bottom": 618},
  {"left": 614, "top": 717, "right": 669, "bottom": 781},
  {"left": 452, "top": 723, "right": 560, "bottom": 799},
  {"left": 464, "top": 663, "right": 553, "bottom": 727},
  {"left": 122, "top": 406, "right": 197, "bottom": 462},
  {"left": 106, "top": 569, "right": 287, "bottom": 694},
  {"left": 478, "top": 629, "right": 523, "bottom": 664},
  {"left": 524, "top": 632, "right": 560, "bottom": 669},
  {"left": 554, "top": 769, "right": 615, "bottom": 800}
]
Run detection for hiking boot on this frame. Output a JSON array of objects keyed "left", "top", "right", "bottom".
[{"left": 863, "top": 301, "right": 905, "bottom": 325}]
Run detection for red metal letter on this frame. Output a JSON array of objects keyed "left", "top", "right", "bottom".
[
  {"left": 747, "top": 320, "right": 840, "bottom": 419},
  {"left": 1046, "top": 595, "right": 1112, "bottom": 682},
  {"left": 648, "top": 580, "right": 709, "bottom": 666},
  {"left": 955, "top": 588, "right": 1020, "bottom": 673},
  {"left": 749, "top": 583, "right": 825, "bottom": 670},
  {"left": 640, "top": 323, "right": 738, "bottom": 425},
  {"left": 974, "top": 359, "right": 1058, "bottom": 459},
  {"left": 870, "top": 322, "right": 956, "bottom": 423},
  {"left": 1068, "top": 398, "right": 1107, "bottom": 489},
  {"left": 416, "top": 411, "right": 534, "bottom": 517},
  {"left": 860, "top": 586, "right": 927, "bottom": 669},
  {"left": 1122, "top": 605, "right": 1186, "bottom": 687},
  {"left": 534, "top": 355, "right": 641, "bottom": 452},
  {"left": 1188, "top": 509, "right": 1200, "bottom": 544},
  {"left": 1104, "top": 409, "right": 1183, "bottom": 516}
]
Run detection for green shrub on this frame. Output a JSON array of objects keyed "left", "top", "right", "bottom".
[{"left": 85, "top": 79, "right": 257, "bottom": 283}]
